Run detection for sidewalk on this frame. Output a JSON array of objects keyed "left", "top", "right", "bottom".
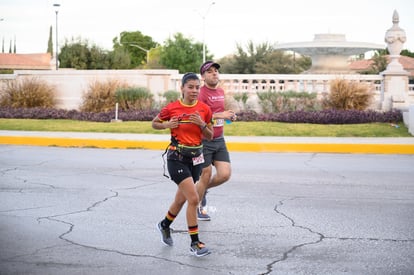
[{"left": 1, "top": 130, "right": 414, "bottom": 154}]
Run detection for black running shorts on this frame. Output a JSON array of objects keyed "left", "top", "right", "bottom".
[
  {"left": 202, "top": 137, "right": 230, "bottom": 168},
  {"left": 167, "top": 150, "right": 202, "bottom": 184}
]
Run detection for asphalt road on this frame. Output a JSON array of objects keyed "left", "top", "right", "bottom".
[{"left": 0, "top": 145, "right": 413, "bottom": 275}]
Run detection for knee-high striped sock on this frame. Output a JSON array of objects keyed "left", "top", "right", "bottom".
[
  {"left": 188, "top": 225, "right": 199, "bottom": 243},
  {"left": 161, "top": 211, "right": 176, "bottom": 228}
]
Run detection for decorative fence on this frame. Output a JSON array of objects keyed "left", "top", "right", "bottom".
[{"left": 1, "top": 69, "right": 413, "bottom": 111}]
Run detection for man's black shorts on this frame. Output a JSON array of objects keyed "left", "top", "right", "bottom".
[{"left": 202, "top": 137, "right": 230, "bottom": 168}]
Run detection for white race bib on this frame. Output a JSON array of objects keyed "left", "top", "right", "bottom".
[
  {"left": 192, "top": 153, "right": 205, "bottom": 166},
  {"left": 213, "top": 118, "right": 224, "bottom": 127}
]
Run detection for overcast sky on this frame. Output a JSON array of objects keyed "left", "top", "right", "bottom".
[{"left": 1, "top": 0, "right": 413, "bottom": 59}]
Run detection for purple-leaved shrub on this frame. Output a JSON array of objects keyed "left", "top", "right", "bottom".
[{"left": 0, "top": 107, "right": 402, "bottom": 124}]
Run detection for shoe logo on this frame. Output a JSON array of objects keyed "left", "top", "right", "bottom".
[{"left": 178, "top": 169, "right": 183, "bottom": 173}]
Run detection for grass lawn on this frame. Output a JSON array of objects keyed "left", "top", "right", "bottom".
[{"left": 0, "top": 119, "right": 411, "bottom": 137}]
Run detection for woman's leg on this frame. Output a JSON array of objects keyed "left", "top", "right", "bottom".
[{"left": 177, "top": 177, "right": 199, "bottom": 228}]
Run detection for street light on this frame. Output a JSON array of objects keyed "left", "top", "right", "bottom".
[
  {"left": 121, "top": 42, "right": 150, "bottom": 65},
  {"left": 196, "top": 2, "right": 215, "bottom": 63},
  {"left": 53, "top": 3, "right": 60, "bottom": 70}
]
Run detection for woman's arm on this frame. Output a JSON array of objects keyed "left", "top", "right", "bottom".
[
  {"left": 152, "top": 116, "right": 178, "bottom": 130},
  {"left": 200, "top": 123, "right": 213, "bottom": 141}
]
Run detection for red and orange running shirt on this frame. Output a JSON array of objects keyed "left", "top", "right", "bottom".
[{"left": 158, "top": 99, "right": 212, "bottom": 146}]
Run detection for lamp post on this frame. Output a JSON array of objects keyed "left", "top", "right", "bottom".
[
  {"left": 1, "top": 19, "right": 4, "bottom": 53},
  {"left": 53, "top": 3, "right": 60, "bottom": 70},
  {"left": 197, "top": 2, "right": 215, "bottom": 63},
  {"left": 0, "top": 19, "right": 3, "bottom": 51}
]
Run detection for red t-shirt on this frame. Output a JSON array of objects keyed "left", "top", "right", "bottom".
[
  {"left": 158, "top": 99, "right": 212, "bottom": 146},
  {"left": 198, "top": 85, "right": 225, "bottom": 139}
]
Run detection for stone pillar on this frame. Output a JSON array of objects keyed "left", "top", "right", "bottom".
[
  {"left": 381, "top": 10, "right": 410, "bottom": 111},
  {"left": 381, "top": 74, "right": 409, "bottom": 111}
]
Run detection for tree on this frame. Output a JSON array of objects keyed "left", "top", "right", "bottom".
[
  {"left": 108, "top": 47, "right": 131, "bottom": 69},
  {"left": 159, "top": 33, "right": 209, "bottom": 73},
  {"left": 234, "top": 41, "right": 260, "bottom": 73},
  {"left": 369, "top": 52, "right": 388, "bottom": 74},
  {"left": 357, "top": 49, "right": 388, "bottom": 75},
  {"left": 60, "top": 37, "right": 129, "bottom": 70},
  {"left": 113, "top": 31, "right": 158, "bottom": 68},
  {"left": 88, "top": 45, "right": 111, "bottom": 69},
  {"left": 218, "top": 41, "right": 257, "bottom": 74},
  {"left": 256, "top": 51, "right": 311, "bottom": 74},
  {"left": 59, "top": 37, "right": 131, "bottom": 69},
  {"left": 47, "top": 25, "right": 53, "bottom": 56},
  {"left": 217, "top": 41, "right": 311, "bottom": 74},
  {"left": 294, "top": 53, "right": 312, "bottom": 73},
  {"left": 59, "top": 37, "right": 90, "bottom": 69},
  {"left": 401, "top": 49, "right": 414, "bottom": 58}
]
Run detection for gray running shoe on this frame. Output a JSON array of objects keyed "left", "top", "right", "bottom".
[
  {"left": 157, "top": 221, "right": 173, "bottom": 246},
  {"left": 190, "top": 241, "right": 211, "bottom": 257},
  {"left": 197, "top": 206, "right": 211, "bottom": 221}
]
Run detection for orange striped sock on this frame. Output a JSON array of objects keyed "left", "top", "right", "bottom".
[
  {"left": 188, "top": 225, "right": 199, "bottom": 243},
  {"left": 166, "top": 211, "right": 176, "bottom": 221},
  {"left": 162, "top": 211, "right": 176, "bottom": 228}
]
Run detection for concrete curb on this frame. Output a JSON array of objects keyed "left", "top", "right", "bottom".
[{"left": 1, "top": 131, "right": 414, "bottom": 154}]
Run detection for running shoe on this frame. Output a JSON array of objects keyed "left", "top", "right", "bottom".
[
  {"left": 157, "top": 221, "right": 173, "bottom": 246},
  {"left": 190, "top": 241, "right": 210, "bottom": 257},
  {"left": 197, "top": 206, "right": 211, "bottom": 221}
]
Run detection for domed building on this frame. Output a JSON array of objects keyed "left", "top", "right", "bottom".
[{"left": 275, "top": 33, "right": 384, "bottom": 74}]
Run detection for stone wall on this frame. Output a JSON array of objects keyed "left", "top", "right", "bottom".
[
  {"left": 0, "top": 69, "right": 179, "bottom": 110},
  {"left": 1, "top": 69, "right": 413, "bottom": 113}
]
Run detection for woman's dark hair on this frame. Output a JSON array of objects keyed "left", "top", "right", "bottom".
[{"left": 181, "top": 72, "right": 199, "bottom": 86}]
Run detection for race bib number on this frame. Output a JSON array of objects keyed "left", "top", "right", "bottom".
[
  {"left": 192, "top": 153, "right": 205, "bottom": 166},
  {"left": 213, "top": 118, "right": 224, "bottom": 127}
]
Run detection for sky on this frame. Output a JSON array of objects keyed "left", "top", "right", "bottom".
[{"left": 1, "top": 0, "right": 413, "bottom": 59}]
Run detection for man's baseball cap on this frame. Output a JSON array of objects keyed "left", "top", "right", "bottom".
[{"left": 200, "top": 61, "right": 220, "bottom": 75}]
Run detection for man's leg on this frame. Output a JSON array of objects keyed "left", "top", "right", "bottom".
[
  {"left": 197, "top": 165, "right": 212, "bottom": 221},
  {"left": 197, "top": 161, "right": 231, "bottom": 220},
  {"left": 208, "top": 138, "right": 231, "bottom": 189},
  {"left": 197, "top": 165, "right": 212, "bottom": 201},
  {"left": 197, "top": 138, "right": 231, "bottom": 220},
  {"left": 208, "top": 160, "right": 231, "bottom": 188}
]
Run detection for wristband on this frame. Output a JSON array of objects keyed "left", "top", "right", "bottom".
[{"left": 201, "top": 124, "right": 207, "bottom": 131}]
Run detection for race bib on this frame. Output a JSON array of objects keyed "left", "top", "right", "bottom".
[
  {"left": 192, "top": 153, "right": 205, "bottom": 166},
  {"left": 213, "top": 118, "right": 225, "bottom": 127}
]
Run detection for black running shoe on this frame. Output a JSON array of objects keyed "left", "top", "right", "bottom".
[{"left": 157, "top": 221, "right": 173, "bottom": 246}]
